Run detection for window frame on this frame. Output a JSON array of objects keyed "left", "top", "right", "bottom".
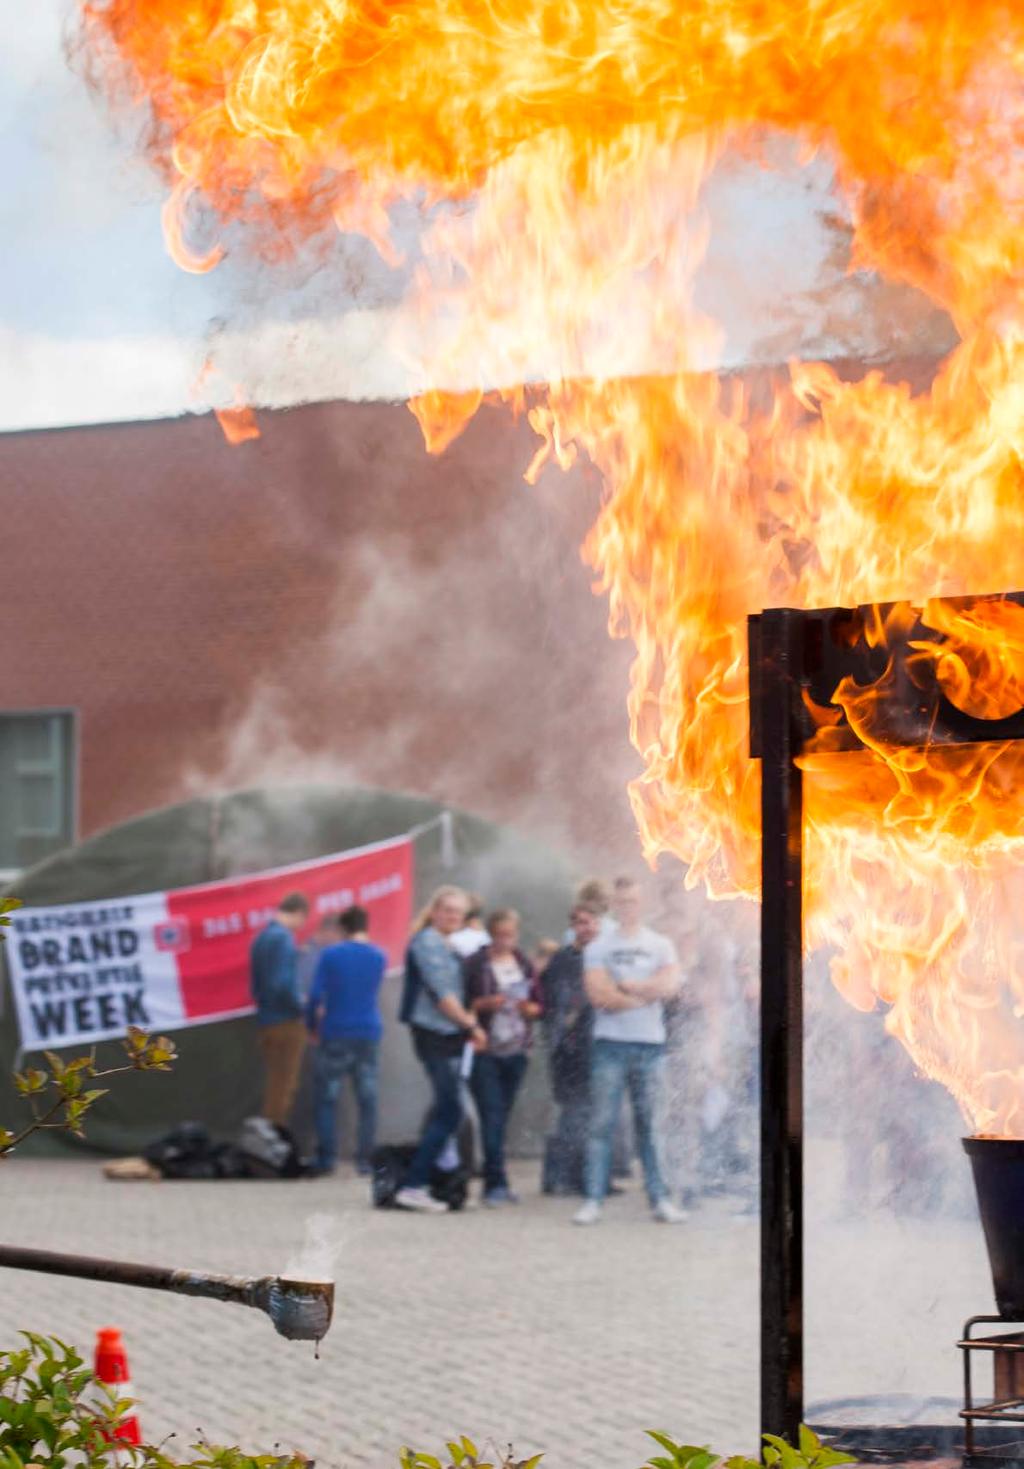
[{"left": 0, "top": 707, "right": 79, "bottom": 880}]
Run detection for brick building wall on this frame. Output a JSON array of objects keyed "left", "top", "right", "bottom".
[{"left": 0, "top": 398, "right": 641, "bottom": 866}]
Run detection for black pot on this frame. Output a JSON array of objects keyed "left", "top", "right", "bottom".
[{"left": 964, "top": 1136, "right": 1024, "bottom": 1317}]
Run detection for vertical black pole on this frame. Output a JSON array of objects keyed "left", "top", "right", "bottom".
[{"left": 755, "top": 609, "right": 805, "bottom": 1445}]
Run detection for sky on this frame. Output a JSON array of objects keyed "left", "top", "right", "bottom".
[{"left": 1, "top": 2, "right": 951, "bottom": 434}]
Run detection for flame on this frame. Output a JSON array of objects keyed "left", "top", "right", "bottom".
[
  {"left": 79, "top": 0, "right": 1024, "bottom": 1134},
  {"left": 214, "top": 399, "right": 261, "bottom": 444}
]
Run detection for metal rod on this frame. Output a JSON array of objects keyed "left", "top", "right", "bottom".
[
  {"left": 754, "top": 608, "right": 805, "bottom": 1444},
  {"left": 0, "top": 1244, "right": 334, "bottom": 1341}
]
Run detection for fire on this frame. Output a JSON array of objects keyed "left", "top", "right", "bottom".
[{"left": 79, "top": 0, "right": 1024, "bottom": 1134}]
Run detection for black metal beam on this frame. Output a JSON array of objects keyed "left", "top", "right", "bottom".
[
  {"left": 753, "top": 608, "right": 805, "bottom": 1445},
  {"left": 749, "top": 588, "right": 1024, "bottom": 1448}
]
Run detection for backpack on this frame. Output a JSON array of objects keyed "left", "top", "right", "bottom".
[{"left": 399, "top": 944, "right": 424, "bottom": 1024}]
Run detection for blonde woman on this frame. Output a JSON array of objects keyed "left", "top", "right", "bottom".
[{"left": 395, "top": 885, "right": 486, "bottom": 1213}]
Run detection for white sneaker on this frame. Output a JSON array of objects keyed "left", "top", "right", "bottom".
[
  {"left": 573, "top": 1199, "right": 603, "bottom": 1225},
  {"left": 652, "top": 1198, "right": 689, "bottom": 1224},
  {"left": 394, "top": 1186, "right": 448, "bottom": 1214}
]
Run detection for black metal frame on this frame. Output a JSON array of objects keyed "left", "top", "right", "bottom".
[
  {"left": 748, "top": 592, "right": 1024, "bottom": 1444},
  {"left": 960, "top": 1315, "right": 1024, "bottom": 1463}
]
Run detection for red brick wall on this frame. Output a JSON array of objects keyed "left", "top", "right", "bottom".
[{"left": 0, "top": 399, "right": 640, "bottom": 863}]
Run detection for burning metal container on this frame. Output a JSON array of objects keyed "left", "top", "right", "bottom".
[{"left": 964, "top": 1138, "right": 1024, "bottom": 1319}]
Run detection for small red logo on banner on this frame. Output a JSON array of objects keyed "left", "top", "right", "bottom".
[{"left": 154, "top": 918, "right": 191, "bottom": 954}]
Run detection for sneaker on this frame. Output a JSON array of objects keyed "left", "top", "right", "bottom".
[
  {"left": 652, "top": 1198, "right": 689, "bottom": 1224},
  {"left": 394, "top": 1186, "right": 448, "bottom": 1214},
  {"left": 483, "top": 1190, "right": 509, "bottom": 1208},
  {"left": 573, "top": 1199, "right": 603, "bottom": 1225}
]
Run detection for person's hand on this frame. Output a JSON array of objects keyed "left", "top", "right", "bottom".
[
  {"left": 518, "top": 1000, "right": 541, "bottom": 1019},
  {"left": 620, "top": 979, "right": 655, "bottom": 1003},
  {"left": 469, "top": 1025, "right": 488, "bottom": 1051},
  {"left": 477, "top": 993, "right": 507, "bottom": 1013}
]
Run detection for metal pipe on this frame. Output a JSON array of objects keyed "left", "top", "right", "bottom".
[
  {"left": 0, "top": 1244, "right": 334, "bottom": 1342},
  {"left": 750, "top": 608, "right": 805, "bottom": 1444}
]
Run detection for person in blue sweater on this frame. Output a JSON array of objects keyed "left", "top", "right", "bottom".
[{"left": 306, "top": 904, "right": 388, "bottom": 1176}]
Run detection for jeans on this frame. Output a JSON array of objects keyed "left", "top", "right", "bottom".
[
  {"left": 312, "top": 1036, "right": 379, "bottom": 1170},
  {"left": 257, "top": 1019, "right": 307, "bottom": 1126},
  {"left": 584, "top": 1039, "right": 668, "bottom": 1205},
  {"left": 405, "top": 1028, "right": 465, "bottom": 1189},
  {"left": 545, "top": 1086, "right": 590, "bottom": 1192},
  {"left": 470, "top": 1051, "right": 528, "bottom": 1193}
]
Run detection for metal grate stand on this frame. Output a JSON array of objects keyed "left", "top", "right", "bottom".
[{"left": 961, "top": 1316, "right": 1024, "bottom": 1464}]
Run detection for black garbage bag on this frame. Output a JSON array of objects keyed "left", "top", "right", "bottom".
[
  {"left": 142, "top": 1121, "right": 249, "bottom": 1180},
  {"left": 370, "top": 1143, "right": 469, "bottom": 1211}
]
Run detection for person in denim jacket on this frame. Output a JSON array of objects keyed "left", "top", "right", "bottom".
[{"left": 395, "top": 885, "right": 486, "bottom": 1213}]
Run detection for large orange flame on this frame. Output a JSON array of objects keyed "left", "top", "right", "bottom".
[{"left": 79, "top": 0, "right": 1024, "bottom": 1134}]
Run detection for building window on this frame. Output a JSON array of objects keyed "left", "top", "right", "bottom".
[{"left": 0, "top": 712, "right": 75, "bottom": 873}]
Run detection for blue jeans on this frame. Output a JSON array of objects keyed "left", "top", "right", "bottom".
[
  {"left": 405, "top": 1028, "right": 464, "bottom": 1189},
  {"left": 313, "top": 1037, "right": 379, "bottom": 1170},
  {"left": 470, "top": 1051, "right": 528, "bottom": 1192},
  {"left": 584, "top": 1039, "right": 668, "bottom": 1205}
]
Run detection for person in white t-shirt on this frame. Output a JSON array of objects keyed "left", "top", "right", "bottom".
[
  {"left": 449, "top": 895, "right": 490, "bottom": 959},
  {"left": 573, "top": 878, "right": 688, "bottom": 1226}
]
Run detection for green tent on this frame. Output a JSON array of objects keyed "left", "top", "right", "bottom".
[{"left": 0, "top": 785, "right": 574, "bottom": 1157}]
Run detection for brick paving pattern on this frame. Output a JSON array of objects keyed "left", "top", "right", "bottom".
[{"left": 0, "top": 1159, "right": 996, "bottom": 1469}]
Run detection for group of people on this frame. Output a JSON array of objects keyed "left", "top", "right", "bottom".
[{"left": 248, "top": 874, "right": 689, "bottom": 1224}]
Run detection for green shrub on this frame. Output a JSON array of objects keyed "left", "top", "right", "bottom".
[
  {"left": 0, "top": 1334, "right": 305, "bottom": 1468},
  {"left": 399, "top": 1425, "right": 855, "bottom": 1469},
  {"left": 1, "top": 1030, "right": 177, "bottom": 1158}
]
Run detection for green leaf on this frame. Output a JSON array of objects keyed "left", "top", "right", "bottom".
[
  {"left": 44, "top": 1050, "right": 67, "bottom": 1081},
  {"left": 645, "top": 1432, "right": 685, "bottom": 1459},
  {"left": 13, "top": 1068, "right": 46, "bottom": 1096},
  {"left": 798, "top": 1426, "right": 819, "bottom": 1460},
  {"left": 761, "top": 1436, "right": 799, "bottom": 1469}
]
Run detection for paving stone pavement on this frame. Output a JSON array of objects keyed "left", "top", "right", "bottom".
[{"left": 0, "top": 1159, "right": 1000, "bottom": 1469}]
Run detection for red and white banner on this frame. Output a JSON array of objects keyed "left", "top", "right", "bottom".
[{"left": 6, "top": 835, "right": 414, "bottom": 1051}]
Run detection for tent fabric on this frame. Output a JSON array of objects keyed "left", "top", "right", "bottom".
[{"left": 0, "top": 785, "right": 573, "bottom": 1156}]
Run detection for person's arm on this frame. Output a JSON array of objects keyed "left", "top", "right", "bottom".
[
  {"left": 249, "top": 936, "right": 263, "bottom": 1008},
  {"left": 584, "top": 963, "right": 646, "bottom": 1012},
  {"left": 418, "top": 935, "right": 486, "bottom": 1042},
  {"left": 305, "top": 955, "right": 326, "bottom": 1033},
  {"left": 465, "top": 952, "right": 504, "bottom": 1016},
  {"left": 621, "top": 962, "right": 681, "bottom": 1004},
  {"left": 264, "top": 928, "right": 294, "bottom": 1001}
]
